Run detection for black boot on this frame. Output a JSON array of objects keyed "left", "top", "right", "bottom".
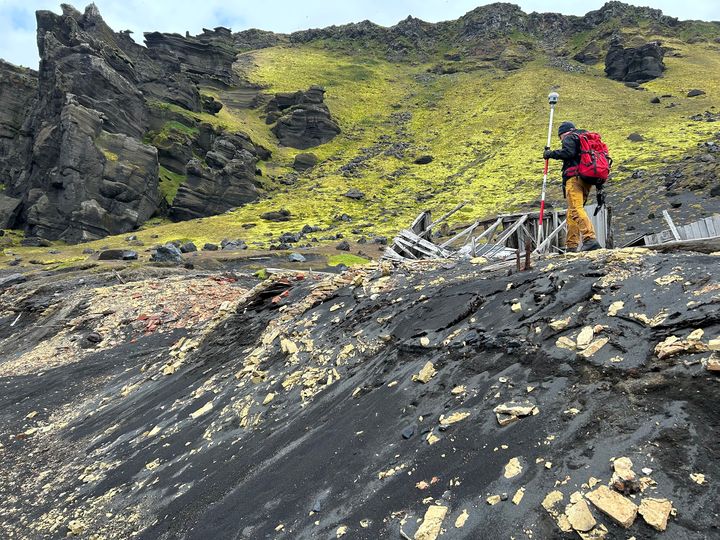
[{"left": 580, "top": 240, "right": 601, "bottom": 252}]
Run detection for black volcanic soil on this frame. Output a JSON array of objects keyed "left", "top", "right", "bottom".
[{"left": 0, "top": 249, "right": 719, "bottom": 539}]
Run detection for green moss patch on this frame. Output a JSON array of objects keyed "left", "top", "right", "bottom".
[{"left": 159, "top": 166, "right": 187, "bottom": 204}]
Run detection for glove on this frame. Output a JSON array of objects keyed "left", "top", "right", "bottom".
[{"left": 543, "top": 149, "right": 552, "bottom": 160}]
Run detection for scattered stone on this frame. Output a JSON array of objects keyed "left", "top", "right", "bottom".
[
  {"left": 20, "top": 237, "right": 52, "bottom": 247},
  {"left": 336, "top": 240, "right": 351, "bottom": 251},
  {"left": 549, "top": 317, "right": 570, "bottom": 331},
  {"left": 151, "top": 244, "right": 183, "bottom": 264},
  {"left": 85, "top": 332, "right": 103, "bottom": 344},
  {"left": 655, "top": 335, "right": 708, "bottom": 359},
  {"left": 542, "top": 490, "right": 572, "bottom": 532},
  {"left": 0, "top": 273, "right": 27, "bottom": 289},
  {"left": 707, "top": 355, "right": 720, "bottom": 372},
  {"left": 401, "top": 425, "right": 416, "bottom": 439},
  {"left": 638, "top": 498, "right": 673, "bottom": 531},
  {"left": 414, "top": 155, "right": 433, "bottom": 165},
  {"left": 98, "top": 249, "right": 138, "bottom": 261},
  {"left": 486, "top": 495, "right": 501, "bottom": 505},
  {"left": 180, "top": 242, "right": 197, "bottom": 253},
  {"left": 556, "top": 336, "right": 577, "bottom": 351},
  {"left": 261, "top": 209, "right": 291, "bottom": 222},
  {"left": 650, "top": 96, "right": 661, "bottom": 104},
  {"left": 503, "top": 457, "right": 523, "bottom": 479},
  {"left": 576, "top": 326, "right": 594, "bottom": 348},
  {"left": 412, "top": 362, "right": 436, "bottom": 383},
  {"left": 344, "top": 188, "right": 365, "bottom": 200},
  {"left": 687, "top": 89, "right": 706, "bottom": 97},
  {"left": 67, "top": 519, "right": 86, "bottom": 536},
  {"left": 494, "top": 400, "right": 538, "bottom": 426},
  {"left": 586, "top": 485, "right": 638, "bottom": 528},
  {"left": 221, "top": 239, "right": 247, "bottom": 251},
  {"left": 439, "top": 411, "right": 470, "bottom": 426},
  {"left": 202, "top": 243, "right": 219, "bottom": 251},
  {"left": 190, "top": 401, "right": 213, "bottom": 419},
  {"left": 414, "top": 505, "right": 448, "bottom": 540},
  {"left": 690, "top": 472, "right": 706, "bottom": 485},
  {"left": 288, "top": 253, "right": 306, "bottom": 263},
  {"left": 454, "top": 509, "right": 469, "bottom": 528},
  {"left": 627, "top": 132, "right": 645, "bottom": 142},
  {"left": 611, "top": 457, "right": 639, "bottom": 493},
  {"left": 512, "top": 487, "right": 525, "bottom": 505},
  {"left": 336, "top": 525, "right": 348, "bottom": 538},
  {"left": 420, "top": 336, "right": 430, "bottom": 347},
  {"left": 580, "top": 337, "right": 609, "bottom": 358},
  {"left": 292, "top": 153, "right": 318, "bottom": 172},
  {"left": 566, "top": 498, "right": 596, "bottom": 533},
  {"left": 451, "top": 385, "right": 466, "bottom": 395},
  {"left": 511, "top": 302, "right": 522, "bottom": 312}
]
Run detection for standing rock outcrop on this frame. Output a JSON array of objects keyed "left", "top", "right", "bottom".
[
  {"left": 169, "top": 129, "right": 263, "bottom": 221},
  {"left": 5, "top": 5, "right": 163, "bottom": 241},
  {"left": 24, "top": 96, "right": 160, "bottom": 240},
  {"left": 605, "top": 39, "right": 665, "bottom": 83},
  {"left": 266, "top": 86, "right": 340, "bottom": 149}
]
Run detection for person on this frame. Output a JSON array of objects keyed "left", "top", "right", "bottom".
[{"left": 543, "top": 121, "right": 602, "bottom": 252}]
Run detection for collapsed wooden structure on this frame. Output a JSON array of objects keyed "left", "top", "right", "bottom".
[
  {"left": 384, "top": 202, "right": 613, "bottom": 262},
  {"left": 640, "top": 211, "right": 720, "bottom": 254}
]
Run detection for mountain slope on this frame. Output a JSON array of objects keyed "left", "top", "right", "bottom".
[
  {"left": 0, "top": 2, "right": 719, "bottom": 266},
  {"left": 1, "top": 249, "right": 718, "bottom": 538}
]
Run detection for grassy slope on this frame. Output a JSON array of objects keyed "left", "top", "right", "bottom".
[{"left": 3, "top": 37, "right": 720, "bottom": 266}]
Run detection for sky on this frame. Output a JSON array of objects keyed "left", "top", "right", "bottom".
[{"left": 1, "top": 0, "right": 719, "bottom": 68}]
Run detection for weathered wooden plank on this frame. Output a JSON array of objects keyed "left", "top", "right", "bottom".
[
  {"left": 439, "top": 221, "right": 481, "bottom": 249},
  {"left": 663, "top": 210, "right": 681, "bottom": 241},
  {"left": 468, "top": 218, "right": 502, "bottom": 246},
  {"left": 644, "top": 235, "right": 720, "bottom": 254},
  {"left": 426, "top": 202, "right": 467, "bottom": 232},
  {"left": 480, "top": 215, "right": 528, "bottom": 258},
  {"left": 705, "top": 217, "right": 717, "bottom": 237},
  {"left": 399, "top": 229, "right": 450, "bottom": 255},
  {"left": 698, "top": 219, "right": 710, "bottom": 239},
  {"left": 393, "top": 236, "right": 426, "bottom": 258},
  {"left": 534, "top": 219, "right": 568, "bottom": 254}
]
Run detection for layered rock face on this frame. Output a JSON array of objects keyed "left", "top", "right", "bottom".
[
  {"left": 24, "top": 96, "right": 160, "bottom": 240},
  {"left": 169, "top": 127, "right": 265, "bottom": 221},
  {"left": 0, "top": 5, "right": 163, "bottom": 241},
  {"left": 0, "top": 4, "right": 275, "bottom": 240},
  {"left": 0, "top": 61, "right": 36, "bottom": 228},
  {"left": 266, "top": 86, "right": 340, "bottom": 149},
  {"left": 604, "top": 39, "right": 665, "bottom": 82}
]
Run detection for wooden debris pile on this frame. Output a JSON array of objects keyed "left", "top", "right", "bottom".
[
  {"left": 640, "top": 211, "right": 720, "bottom": 253},
  {"left": 384, "top": 202, "right": 612, "bottom": 262}
]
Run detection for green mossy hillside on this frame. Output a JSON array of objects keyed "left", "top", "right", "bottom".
[{"left": 3, "top": 33, "right": 720, "bottom": 265}]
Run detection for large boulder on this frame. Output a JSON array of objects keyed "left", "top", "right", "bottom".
[
  {"left": 266, "top": 86, "right": 340, "bottom": 149},
  {"left": 605, "top": 39, "right": 665, "bottom": 83},
  {"left": 0, "top": 194, "right": 22, "bottom": 229}
]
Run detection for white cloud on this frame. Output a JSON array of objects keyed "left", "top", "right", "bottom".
[{"left": 1, "top": 1, "right": 719, "bottom": 68}]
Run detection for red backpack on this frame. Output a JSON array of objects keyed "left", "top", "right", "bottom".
[{"left": 567, "top": 131, "right": 612, "bottom": 185}]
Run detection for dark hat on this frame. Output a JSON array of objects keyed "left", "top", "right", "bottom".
[{"left": 558, "top": 121, "right": 576, "bottom": 136}]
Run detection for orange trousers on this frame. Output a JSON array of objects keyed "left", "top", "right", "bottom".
[{"left": 565, "top": 176, "right": 596, "bottom": 249}]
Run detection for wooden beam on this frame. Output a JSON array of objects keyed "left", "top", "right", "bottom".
[
  {"left": 439, "top": 221, "right": 481, "bottom": 248},
  {"left": 425, "top": 201, "right": 467, "bottom": 232},
  {"left": 663, "top": 210, "right": 681, "bottom": 241},
  {"left": 534, "top": 219, "right": 568, "bottom": 254},
  {"left": 468, "top": 218, "right": 503, "bottom": 246}
]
